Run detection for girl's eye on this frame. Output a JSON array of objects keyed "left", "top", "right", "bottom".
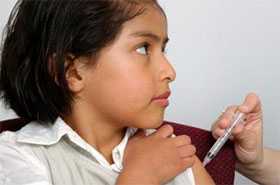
[
  {"left": 162, "top": 47, "right": 167, "bottom": 54},
  {"left": 136, "top": 43, "right": 150, "bottom": 55},
  {"left": 162, "top": 43, "right": 168, "bottom": 54}
]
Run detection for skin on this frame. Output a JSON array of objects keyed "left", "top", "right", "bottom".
[
  {"left": 64, "top": 4, "right": 175, "bottom": 164},
  {"left": 63, "top": 4, "right": 214, "bottom": 185},
  {"left": 212, "top": 93, "right": 280, "bottom": 185}
]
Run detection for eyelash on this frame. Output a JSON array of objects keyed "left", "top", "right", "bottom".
[
  {"left": 162, "top": 45, "right": 167, "bottom": 54},
  {"left": 136, "top": 42, "right": 150, "bottom": 55},
  {"left": 136, "top": 42, "right": 168, "bottom": 56}
]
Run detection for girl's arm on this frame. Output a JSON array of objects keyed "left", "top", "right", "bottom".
[
  {"left": 116, "top": 169, "right": 159, "bottom": 185},
  {"left": 192, "top": 156, "right": 215, "bottom": 185}
]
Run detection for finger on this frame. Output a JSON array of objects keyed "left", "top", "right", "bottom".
[
  {"left": 212, "top": 106, "right": 237, "bottom": 131},
  {"left": 232, "top": 123, "right": 245, "bottom": 136},
  {"left": 180, "top": 156, "right": 196, "bottom": 170},
  {"left": 216, "top": 106, "right": 238, "bottom": 128},
  {"left": 238, "top": 93, "right": 262, "bottom": 114},
  {"left": 222, "top": 106, "right": 238, "bottom": 123},
  {"left": 212, "top": 128, "right": 226, "bottom": 139},
  {"left": 178, "top": 145, "right": 196, "bottom": 158},
  {"left": 172, "top": 135, "right": 191, "bottom": 147},
  {"left": 219, "top": 118, "right": 232, "bottom": 129},
  {"left": 212, "top": 106, "right": 237, "bottom": 139},
  {"left": 153, "top": 124, "right": 174, "bottom": 138},
  {"left": 215, "top": 121, "right": 245, "bottom": 140}
]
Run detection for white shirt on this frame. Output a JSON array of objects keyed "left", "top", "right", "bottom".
[{"left": 0, "top": 117, "right": 195, "bottom": 185}]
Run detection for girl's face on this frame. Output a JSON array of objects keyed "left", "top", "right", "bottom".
[{"left": 78, "top": 5, "right": 176, "bottom": 129}]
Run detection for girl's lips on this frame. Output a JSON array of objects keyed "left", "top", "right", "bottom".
[
  {"left": 152, "top": 91, "right": 171, "bottom": 107},
  {"left": 152, "top": 91, "right": 171, "bottom": 100},
  {"left": 153, "top": 98, "right": 169, "bottom": 107}
]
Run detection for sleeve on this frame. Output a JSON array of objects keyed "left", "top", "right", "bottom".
[
  {"left": 185, "top": 168, "right": 195, "bottom": 185},
  {"left": 173, "top": 167, "right": 196, "bottom": 185},
  {"left": 0, "top": 139, "right": 52, "bottom": 185}
]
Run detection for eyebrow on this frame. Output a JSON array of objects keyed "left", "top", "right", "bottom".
[{"left": 129, "top": 31, "right": 169, "bottom": 45}]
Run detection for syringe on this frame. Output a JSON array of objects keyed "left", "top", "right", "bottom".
[{"left": 203, "top": 111, "right": 245, "bottom": 166}]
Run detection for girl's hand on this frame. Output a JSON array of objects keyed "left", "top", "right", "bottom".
[{"left": 118, "top": 124, "right": 196, "bottom": 185}]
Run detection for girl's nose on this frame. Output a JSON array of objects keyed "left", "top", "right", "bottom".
[{"left": 160, "top": 55, "right": 176, "bottom": 83}]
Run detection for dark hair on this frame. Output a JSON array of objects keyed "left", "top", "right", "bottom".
[{"left": 0, "top": 0, "right": 163, "bottom": 123}]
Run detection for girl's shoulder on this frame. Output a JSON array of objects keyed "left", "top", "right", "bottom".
[
  {"left": 0, "top": 126, "right": 51, "bottom": 184},
  {"left": 0, "top": 120, "right": 53, "bottom": 157},
  {"left": 0, "top": 126, "right": 42, "bottom": 165},
  {"left": 0, "top": 129, "right": 20, "bottom": 147}
]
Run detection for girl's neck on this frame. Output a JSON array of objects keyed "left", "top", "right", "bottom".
[{"left": 62, "top": 107, "right": 126, "bottom": 164}]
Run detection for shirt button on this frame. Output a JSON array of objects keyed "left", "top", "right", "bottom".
[{"left": 116, "top": 152, "right": 121, "bottom": 160}]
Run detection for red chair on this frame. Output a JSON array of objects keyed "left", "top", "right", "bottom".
[{"left": 0, "top": 118, "right": 236, "bottom": 185}]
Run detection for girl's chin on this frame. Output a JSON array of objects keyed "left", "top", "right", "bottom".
[
  {"left": 128, "top": 111, "right": 165, "bottom": 129},
  {"left": 138, "top": 119, "right": 164, "bottom": 129}
]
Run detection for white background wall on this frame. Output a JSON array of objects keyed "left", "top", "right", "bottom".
[
  {"left": 0, "top": 1, "right": 19, "bottom": 121},
  {"left": 1, "top": 1, "right": 280, "bottom": 185}
]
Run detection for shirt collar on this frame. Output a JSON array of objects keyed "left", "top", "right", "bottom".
[
  {"left": 16, "top": 117, "right": 75, "bottom": 145},
  {"left": 15, "top": 117, "right": 155, "bottom": 172},
  {"left": 16, "top": 117, "right": 141, "bottom": 146}
]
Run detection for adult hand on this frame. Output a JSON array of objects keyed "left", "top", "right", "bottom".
[{"left": 212, "top": 93, "right": 263, "bottom": 168}]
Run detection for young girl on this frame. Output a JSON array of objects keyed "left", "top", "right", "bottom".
[{"left": 0, "top": 0, "right": 214, "bottom": 184}]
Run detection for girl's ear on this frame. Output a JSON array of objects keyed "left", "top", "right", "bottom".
[{"left": 65, "top": 56, "right": 88, "bottom": 93}]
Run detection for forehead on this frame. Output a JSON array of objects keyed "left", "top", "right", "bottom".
[{"left": 120, "top": 5, "right": 168, "bottom": 40}]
